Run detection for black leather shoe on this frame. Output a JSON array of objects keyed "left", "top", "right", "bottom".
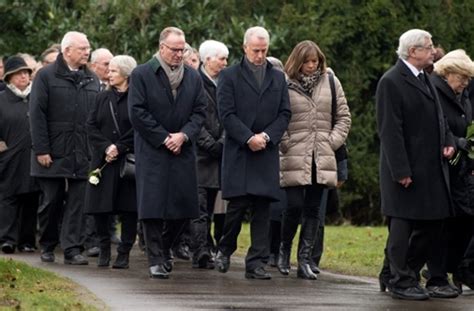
[
  {"left": 64, "top": 254, "right": 89, "bottom": 265},
  {"left": 245, "top": 267, "right": 272, "bottom": 280},
  {"left": 173, "top": 244, "right": 191, "bottom": 260},
  {"left": 40, "top": 252, "right": 55, "bottom": 263},
  {"left": 112, "top": 253, "right": 130, "bottom": 269},
  {"left": 1, "top": 242, "right": 15, "bottom": 254},
  {"left": 391, "top": 286, "right": 429, "bottom": 300},
  {"left": 297, "top": 263, "right": 318, "bottom": 280},
  {"left": 85, "top": 246, "right": 100, "bottom": 257},
  {"left": 149, "top": 265, "right": 169, "bottom": 279},
  {"left": 215, "top": 251, "right": 230, "bottom": 273},
  {"left": 18, "top": 244, "right": 35, "bottom": 253},
  {"left": 309, "top": 262, "right": 321, "bottom": 274},
  {"left": 426, "top": 284, "right": 459, "bottom": 298}
]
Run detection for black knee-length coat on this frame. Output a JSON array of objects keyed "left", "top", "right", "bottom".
[
  {"left": 128, "top": 57, "right": 207, "bottom": 220},
  {"left": 84, "top": 89, "right": 136, "bottom": 214},
  {"left": 376, "top": 60, "right": 454, "bottom": 220},
  {"left": 217, "top": 58, "right": 291, "bottom": 202}
]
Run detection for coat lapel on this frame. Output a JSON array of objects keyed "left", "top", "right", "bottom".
[{"left": 397, "top": 60, "right": 433, "bottom": 99}]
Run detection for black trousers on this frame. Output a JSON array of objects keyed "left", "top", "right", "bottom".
[
  {"left": 190, "top": 187, "right": 219, "bottom": 256},
  {"left": 142, "top": 218, "right": 186, "bottom": 266},
  {"left": 37, "top": 178, "right": 86, "bottom": 257},
  {"left": 387, "top": 217, "right": 442, "bottom": 288},
  {"left": 218, "top": 195, "right": 270, "bottom": 271},
  {"left": 0, "top": 192, "right": 39, "bottom": 247},
  {"left": 95, "top": 212, "right": 137, "bottom": 254}
]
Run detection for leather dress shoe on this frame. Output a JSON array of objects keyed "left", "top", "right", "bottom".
[
  {"left": 85, "top": 246, "right": 100, "bottom": 257},
  {"left": 1, "top": 242, "right": 15, "bottom": 254},
  {"left": 163, "top": 260, "right": 173, "bottom": 273},
  {"left": 297, "top": 263, "right": 318, "bottom": 280},
  {"left": 64, "top": 254, "right": 89, "bottom": 265},
  {"left": 391, "top": 285, "right": 429, "bottom": 300},
  {"left": 192, "top": 251, "right": 213, "bottom": 269},
  {"left": 426, "top": 284, "right": 459, "bottom": 298},
  {"left": 245, "top": 267, "right": 272, "bottom": 280},
  {"left": 112, "top": 253, "right": 130, "bottom": 269},
  {"left": 149, "top": 265, "right": 169, "bottom": 279},
  {"left": 215, "top": 251, "right": 230, "bottom": 273},
  {"left": 173, "top": 244, "right": 191, "bottom": 260},
  {"left": 309, "top": 262, "right": 321, "bottom": 274},
  {"left": 40, "top": 252, "right": 55, "bottom": 263},
  {"left": 18, "top": 244, "right": 35, "bottom": 253}
]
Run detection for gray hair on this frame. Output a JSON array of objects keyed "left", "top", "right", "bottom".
[
  {"left": 243, "top": 26, "right": 270, "bottom": 46},
  {"left": 159, "top": 27, "right": 185, "bottom": 44},
  {"left": 61, "top": 31, "right": 88, "bottom": 53},
  {"left": 199, "top": 40, "right": 229, "bottom": 64},
  {"left": 266, "top": 56, "right": 283, "bottom": 71},
  {"left": 396, "top": 29, "right": 432, "bottom": 60},
  {"left": 91, "top": 48, "right": 113, "bottom": 64},
  {"left": 109, "top": 55, "right": 137, "bottom": 77}
]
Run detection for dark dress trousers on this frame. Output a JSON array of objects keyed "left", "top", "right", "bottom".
[
  {"left": 376, "top": 59, "right": 454, "bottom": 288},
  {"left": 0, "top": 88, "right": 39, "bottom": 248},
  {"left": 29, "top": 54, "right": 99, "bottom": 256},
  {"left": 217, "top": 58, "right": 291, "bottom": 270}
]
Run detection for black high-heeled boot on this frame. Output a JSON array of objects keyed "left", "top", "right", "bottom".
[
  {"left": 296, "top": 218, "right": 318, "bottom": 280},
  {"left": 98, "top": 247, "right": 111, "bottom": 267},
  {"left": 277, "top": 210, "right": 300, "bottom": 276}
]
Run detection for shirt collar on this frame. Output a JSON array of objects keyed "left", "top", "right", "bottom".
[{"left": 401, "top": 58, "right": 424, "bottom": 77}]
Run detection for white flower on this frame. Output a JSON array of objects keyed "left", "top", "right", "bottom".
[{"left": 88, "top": 175, "right": 100, "bottom": 186}]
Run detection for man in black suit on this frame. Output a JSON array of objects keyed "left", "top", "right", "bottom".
[
  {"left": 376, "top": 29, "right": 455, "bottom": 300},
  {"left": 215, "top": 26, "right": 291, "bottom": 279}
]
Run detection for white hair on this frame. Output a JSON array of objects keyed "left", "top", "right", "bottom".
[
  {"left": 61, "top": 31, "right": 88, "bottom": 53},
  {"left": 199, "top": 40, "right": 229, "bottom": 64},
  {"left": 109, "top": 55, "right": 137, "bottom": 77},
  {"left": 243, "top": 26, "right": 270, "bottom": 46},
  {"left": 396, "top": 29, "right": 432, "bottom": 60},
  {"left": 91, "top": 48, "right": 113, "bottom": 64}
]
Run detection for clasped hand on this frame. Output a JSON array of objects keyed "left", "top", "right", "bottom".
[
  {"left": 105, "top": 144, "right": 119, "bottom": 163},
  {"left": 165, "top": 132, "right": 186, "bottom": 155},
  {"left": 248, "top": 133, "right": 267, "bottom": 152}
]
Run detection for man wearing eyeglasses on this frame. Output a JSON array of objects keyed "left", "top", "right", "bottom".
[
  {"left": 128, "top": 26, "right": 206, "bottom": 279},
  {"left": 376, "top": 29, "right": 456, "bottom": 300},
  {"left": 90, "top": 48, "right": 113, "bottom": 91},
  {"left": 30, "top": 31, "right": 100, "bottom": 266}
]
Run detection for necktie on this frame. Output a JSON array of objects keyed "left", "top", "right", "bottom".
[{"left": 417, "top": 72, "right": 431, "bottom": 95}]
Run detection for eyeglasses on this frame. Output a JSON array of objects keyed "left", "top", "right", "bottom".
[
  {"left": 415, "top": 44, "right": 434, "bottom": 51},
  {"left": 162, "top": 43, "right": 185, "bottom": 54},
  {"left": 454, "top": 74, "right": 471, "bottom": 84}
]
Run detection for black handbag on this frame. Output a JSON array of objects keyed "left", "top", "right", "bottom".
[
  {"left": 109, "top": 100, "right": 135, "bottom": 179},
  {"left": 328, "top": 71, "right": 348, "bottom": 162}
]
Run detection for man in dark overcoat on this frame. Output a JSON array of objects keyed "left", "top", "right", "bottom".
[
  {"left": 128, "top": 27, "right": 206, "bottom": 279},
  {"left": 376, "top": 28, "right": 455, "bottom": 300},
  {"left": 30, "top": 31, "right": 100, "bottom": 265},
  {"left": 215, "top": 26, "right": 291, "bottom": 279}
]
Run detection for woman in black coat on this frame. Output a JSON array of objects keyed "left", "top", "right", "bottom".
[
  {"left": 85, "top": 55, "right": 137, "bottom": 268},
  {"left": 0, "top": 56, "right": 39, "bottom": 254},
  {"left": 428, "top": 49, "right": 474, "bottom": 292}
]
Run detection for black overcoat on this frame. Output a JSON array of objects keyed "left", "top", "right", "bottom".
[
  {"left": 0, "top": 88, "right": 37, "bottom": 199},
  {"left": 128, "top": 57, "right": 207, "bottom": 220},
  {"left": 432, "top": 74, "right": 474, "bottom": 215},
  {"left": 84, "top": 89, "right": 136, "bottom": 214},
  {"left": 376, "top": 60, "right": 454, "bottom": 220},
  {"left": 217, "top": 58, "right": 291, "bottom": 201},
  {"left": 196, "top": 67, "right": 224, "bottom": 189},
  {"left": 29, "top": 54, "right": 100, "bottom": 179}
]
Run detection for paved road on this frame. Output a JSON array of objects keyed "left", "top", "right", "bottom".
[{"left": 2, "top": 248, "right": 473, "bottom": 310}]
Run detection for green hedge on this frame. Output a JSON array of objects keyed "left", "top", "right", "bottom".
[{"left": 3, "top": 0, "right": 474, "bottom": 224}]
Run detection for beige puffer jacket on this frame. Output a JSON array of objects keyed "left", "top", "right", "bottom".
[{"left": 280, "top": 70, "right": 351, "bottom": 188}]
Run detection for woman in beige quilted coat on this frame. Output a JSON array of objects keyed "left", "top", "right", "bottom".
[{"left": 277, "top": 40, "right": 351, "bottom": 279}]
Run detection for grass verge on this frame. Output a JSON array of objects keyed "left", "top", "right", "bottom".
[
  {"left": 235, "top": 224, "right": 387, "bottom": 278},
  {"left": 0, "top": 258, "right": 99, "bottom": 310}
]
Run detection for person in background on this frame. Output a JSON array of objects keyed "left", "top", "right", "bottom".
[
  {"left": 0, "top": 56, "right": 39, "bottom": 254},
  {"left": 215, "top": 26, "right": 291, "bottom": 280},
  {"left": 183, "top": 43, "right": 200, "bottom": 70},
  {"left": 85, "top": 55, "right": 138, "bottom": 269},
  {"left": 190, "top": 39, "right": 228, "bottom": 269},
  {"left": 0, "top": 57, "right": 5, "bottom": 91},
  {"left": 40, "top": 44, "right": 61, "bottom": 67},
  {"left": 278, "top": 40, "right": 351, "bottom": 280},
  {"left": 30, "top": 31, "right": 100, "bottom": 265},
  {"left": 90, "top": 48, "right": 114, "bottom": 91}
]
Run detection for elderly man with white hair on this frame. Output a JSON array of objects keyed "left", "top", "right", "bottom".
[
  {"left": 376, "top": 29, "right": 456, "bottom": 300},
  {"left": 215, "top": 26, "right": 291, "bottom": 279},
  {"left": 90, "top": 48, "right": 114, "bottom": 91},
  {"left": 188, "top": 40, "right": 228, "bottom": 269},
  {"left": 30, "top": 31, "right": 100, "bottom": 265}
]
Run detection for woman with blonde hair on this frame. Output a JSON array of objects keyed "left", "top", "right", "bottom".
[
  {"left": 426, "top": 49, "right": 474, "bottom": 294},
  {"left": 278, "top": 40, "right": 351, "bottom": 279}
]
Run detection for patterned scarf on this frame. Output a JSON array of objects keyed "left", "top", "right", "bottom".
[
  {"left": 7, "top": 83, "right": 31, "bottom": 99},
  {"left": 297, "top": 70, "right": 322, "bottom": 96}
]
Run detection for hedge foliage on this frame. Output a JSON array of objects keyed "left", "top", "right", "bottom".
[{"left": 2, "top": 0, "right": 474, "bottom": 224}]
